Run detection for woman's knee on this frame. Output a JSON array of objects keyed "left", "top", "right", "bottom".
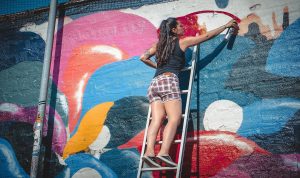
[
  {"left": 151, "top": 114, "right": 165, "bottom": 122},
  {"left": 167, "top": 117, "right": 181, "bottom": 126},
  {"left": 150, "top": 119, "right": 163, "bottom": 127}
]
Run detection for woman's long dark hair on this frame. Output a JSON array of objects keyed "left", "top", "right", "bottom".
[{"left": 156, "top": 17, "right": 178, "bottom": 67}]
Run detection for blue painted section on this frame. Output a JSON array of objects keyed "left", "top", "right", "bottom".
[
  {"left": 0, "top": 61, "right": 69, "bottom": 125},
  {"left": 215, "top": 0, "right": 229, "bottom": 8},
  {"left": 100, "top": 148, "right": 152, "bottom": 178},
  {"left": 55, "top": 168, "right": 70, "bottom": 178},
  {"left": 0, "top": 0, "right": 69, "bottom": 15},
  {"left": 84, "top": 56, "right": 154, "bottom": 104},
  {"left": 266, "top": 18, "right": 300, "bottom": 77},
  {"left": 0, "top": 138, "right": 29, "bottom": 178},
  {"left": 0, "top": 32, "right": 45, "bottom": 71},
  {"left": 239, "top": 98, "right": 300, "bottom": 136},
  {"left": 195, "top": 35, "right": 300, "bottom": 137},
  {"left": 71, "top": 57, "right": 155, "bottom": 136},
  {"left": 193, "top": 35, "right": 258, "bottom": 112},
  {"left": 57, "top": 153, "right": 117, "bottom": 178}
]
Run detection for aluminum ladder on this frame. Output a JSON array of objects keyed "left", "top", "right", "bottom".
[{"left": 137, "top": 44, "right": 199, "bottom": 178}]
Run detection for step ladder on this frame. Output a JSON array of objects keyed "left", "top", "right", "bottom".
[{"left": 137, "top": 44, "right": 200, "bottom": 178}]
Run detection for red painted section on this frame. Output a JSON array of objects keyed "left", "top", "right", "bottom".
[
  {"left": 183, "top": 10, "right": 241, "bottom": 23},
  {"left": 176, "top": 10, "right": 241, "bottom": 38},
  {"left": 177, "top": 14, "right": 202, "bottom": 37}
]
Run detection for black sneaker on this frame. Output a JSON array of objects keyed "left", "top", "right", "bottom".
[
  {"left": 142, "top": 156, "right": 161, "bottom": 168},
  {"left": 156, "top": 155, "right": 177, "bottom": 167}
]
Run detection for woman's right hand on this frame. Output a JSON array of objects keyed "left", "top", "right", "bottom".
[{"left": 225, "top": 19, "right": 239, "bottom": 30}]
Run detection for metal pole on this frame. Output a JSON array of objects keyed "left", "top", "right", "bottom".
[{"left": 30, "top": 0, "right": 57, "bottom": 177}]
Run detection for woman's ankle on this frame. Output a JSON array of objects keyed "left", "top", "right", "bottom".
[
  {"left": 157, "top": 152, "right": 169, "bottom": 156},
  {"left": 144, "top": 152, "right": 155, "bottom": 157}
]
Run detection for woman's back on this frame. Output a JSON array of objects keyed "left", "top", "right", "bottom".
[{"left": 154, "top": 38, "right": 185, "bottom": 77}]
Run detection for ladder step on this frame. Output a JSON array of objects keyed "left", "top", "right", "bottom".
[
  {"left": 181, "top": 66, "right": 192, "bottom": 71},
  {"left": 181, "top": 90, "right": 189, "bottom": 94},
  {"left": 146, "top": 136, "right": 199, "bottom": 145},
  {"left": 145, "top": 139, "right": 181, "bottom": 145},
  {"left": 155, "top": 139, "right": 181, "bottom": 144},
  {"left": 141, "top": 167, "right": 178, "bottom": 171}
]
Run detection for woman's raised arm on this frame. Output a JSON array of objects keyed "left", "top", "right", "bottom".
[{"left": 180, "top": 19, "right": 239, "bottom": 50}]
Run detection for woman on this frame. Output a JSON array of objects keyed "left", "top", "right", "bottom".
[{"left": 140, "top": 17, "right": 239, "bottom": 167}]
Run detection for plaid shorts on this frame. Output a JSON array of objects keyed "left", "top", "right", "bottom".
[{"left": 147, "top": 73, "right": 181, "bottom": 103}]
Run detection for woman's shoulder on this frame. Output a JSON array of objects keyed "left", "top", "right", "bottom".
[{"left": 178, "top": 38, "right": 187, "bottom": 52}]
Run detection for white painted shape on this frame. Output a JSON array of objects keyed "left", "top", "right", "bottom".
[
  {"left": 72, "top": 168, "right": 102, "bottom": 178},
  {"left": 278, "top": 102, "right": 300, "bottom": 109},
  {"left": 56, "top": 92, "right": 70, "bottom": 140},
  {"left": 200, "top": 134, "right": 254, "bottom": 154},
  {"left": 89, "top": 125, "right": 111, "bottom": 150},
  {"left": 66, "top": 125, "right": 71, "bottom": 141},
  {"left": 121, "top": 0, "right": 300, "bottom": 35},
  {"left": 55, "top": 152, "right": 67, "bottom": 165},
  {"left": 122, "top": 0, "right": 221, "bottom": 29},
  {"left": 74, "top": 72, "right": 88, "bottom": 114},
  {"left": 56, "top": 92, "right": 69, "bottom": 118},
  {"left": 0, "top": 103, "right": 20, "bottom": 113},
  {"left": 203, "top": 100, "right": 243, "bottom": 132},
  {"left": 19, "top": 17, "right": 73, "bottom": 41},
  {"left": 91, "top": 45, "right": 123, "bottom": 60}
]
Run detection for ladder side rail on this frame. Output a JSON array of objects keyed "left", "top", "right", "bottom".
[
  {"left": 176, "top": 44, "right": 199, "bottom": 178},
  {"left": 137, "top": 104, "right": 151, "bottom": 178},
  {"left": 137, "top": 107, "right": 152, "bottom": 178}
]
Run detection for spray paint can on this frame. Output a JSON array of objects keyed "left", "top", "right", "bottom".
[
  {"left": 225, "top": 27, "right": 236, "bottom": 40},
  {"left": 225, "top": 27, "right": 237, "bottom": 50}
]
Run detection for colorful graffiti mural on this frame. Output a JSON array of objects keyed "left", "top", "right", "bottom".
[{"left": 0, "top": 0, "right": 300, "bottom": 177}]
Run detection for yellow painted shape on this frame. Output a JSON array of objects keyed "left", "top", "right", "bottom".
[{"left": 63, "top": 102, "right": 114, "bottom": 158}]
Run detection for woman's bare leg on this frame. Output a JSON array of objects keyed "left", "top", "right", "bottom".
[
  {"left": 157, "top": 99, "right": 182, "bottom": 156},
  {"left": 144, "top": 100, "right": 166, "bottom": 157}
]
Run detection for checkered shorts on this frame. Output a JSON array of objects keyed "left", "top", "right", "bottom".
[{"left": 147, "top": 73, "right": 181, "bottom": 103}]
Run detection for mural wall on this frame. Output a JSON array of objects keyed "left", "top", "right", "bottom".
[{"left": 0, "top": 0, "right": 300, "bottom": 177}]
